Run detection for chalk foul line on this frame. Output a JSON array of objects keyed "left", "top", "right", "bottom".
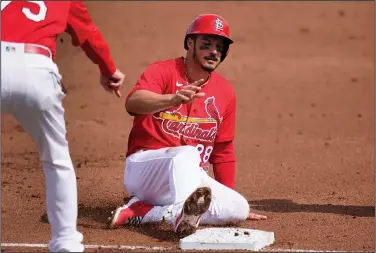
[
  {"left": 1, "top": 242, "right": 173, "bottom": 250},
  {"left": 1, "top": 242, "right": 353, "bottom": 252}
]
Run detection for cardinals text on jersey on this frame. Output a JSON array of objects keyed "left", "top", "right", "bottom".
[{"left": 153, "top": 96, "right": 222, "bottom": 143}]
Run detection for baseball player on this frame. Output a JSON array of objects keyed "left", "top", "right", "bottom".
[
  {"left": 1, "top": 1, "right": 125, "bottom": 252},
  {"left": 108, "top": 14, "right": 266, "bottom": 236}
]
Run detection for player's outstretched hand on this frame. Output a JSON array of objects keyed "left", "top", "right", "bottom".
[
  {"left": 100, "top": 69, "right": 125, "bottom": 98},
  {"left": 171, "top": 79, "right": 206, "bottom": 105},
  {"left": 247, "top": 212, "right": 268, "bottom": 220}
]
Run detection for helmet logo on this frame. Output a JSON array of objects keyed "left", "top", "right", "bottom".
[{"left": 214, "top": 18, "right": 224, "bottom": 31}]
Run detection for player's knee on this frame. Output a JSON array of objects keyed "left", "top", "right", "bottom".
[
  {"left": 171, "top": 145, "right": 202, "bottom": 177},
  {"left": 225, "top": 195, "right": 249, "bottom": 224},
  {"left": 42, "top": 157, "right": 74, "bottom": 171},
  {"left": 175, "top": 145, "right": 201, "bottom": 165},
  {"left": 206, "top": 195, "right": 249, "bottom": 226},
  {"left": 235, "top": 196, "right": 250, "bottom": 221}
]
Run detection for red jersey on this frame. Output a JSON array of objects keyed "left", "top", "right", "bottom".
[
  {"left": 1, "top": 1, "right": 116, "bottom": 77},
  {"left": 125, "top": 57, "right": 236, "bottom": 165}
]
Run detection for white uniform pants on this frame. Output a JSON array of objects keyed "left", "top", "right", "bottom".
[
  {"left": 1, "top": 42, "right": 84, "bottom": 252},
  {"left": 124, "top": 145, "right": 249, "bottom": 225}
]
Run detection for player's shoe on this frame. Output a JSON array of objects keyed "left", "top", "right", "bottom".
[
  {"left": 107, "top": 196, "right": 153, "bottom": 229},
  {"left": 174, "top": 186, "right": 212, "bottom": 236}
]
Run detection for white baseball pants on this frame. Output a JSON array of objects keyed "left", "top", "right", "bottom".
[
  {"left": 124, "top": 145, "right": 250, "bottom": 226},
  {"left": 1, "top": 42, "right": 84, "bottom": 252}
]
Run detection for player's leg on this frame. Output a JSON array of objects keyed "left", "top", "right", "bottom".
[
  {"left": 199, "top": 170, "right": 250, "bottom": 225},
  {"left": 109, "top": 145, "right": 211, "bottom": 233},
  {"left": 110, "top": 169, "right": 255, "bottom": 229},
  {"left": 124, "top": 145, "right": 203, "bottom": 206},
  {"left": 2, "top": 49, "right": 84, "bottom": 252},
  {"left": 109, "top": 148, "right": 182, "bottom": 228},
  {"left": 152, "top": 170, "right": 249, "bottom": 229}
]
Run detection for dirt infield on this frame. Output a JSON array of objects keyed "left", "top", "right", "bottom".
[{"left": 1, "top": 1, "right": 374, "bottom": 252}]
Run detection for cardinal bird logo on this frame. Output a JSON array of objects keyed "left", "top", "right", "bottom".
[{"left": 204, "top": 96, "right": 222, "bottom": 124}]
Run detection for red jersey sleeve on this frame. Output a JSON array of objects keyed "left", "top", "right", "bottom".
[
  {"left": 213, "top": 161, "right": 236, "bottom": 189},
  {"left": 209, "top": 140, "right": 236, "bottom": 164},
  {"left": 125, "top": 62, "right": 168, "bottom": 104},
  {"left": 210, "top": 141, "right": 236, "bottom": 188},
  {"left": 215, "top": 92, "right": 236, "bottom": 143},
  {"left": 66, "top": 1, "right": 116, "bottom": 77}
]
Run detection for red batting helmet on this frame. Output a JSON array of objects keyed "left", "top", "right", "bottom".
[{"left": 184, "top": 14, "right": 233, "bottom": 61}]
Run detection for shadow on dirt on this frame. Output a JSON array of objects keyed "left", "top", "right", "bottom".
[
  {"left": 248, "top": 199, "right": 375, "bottom": 217},
  {"left": 40, "top": 203, "right": 120, "bottom": 229},
  {"left": 39, "top": 202, "right": 181, "bottom": 242}
]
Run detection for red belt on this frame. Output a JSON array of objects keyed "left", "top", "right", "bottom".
[{"left": 24, "top": 44, "right": 51, "bottom": 58}]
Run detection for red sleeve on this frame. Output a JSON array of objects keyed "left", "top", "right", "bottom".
[
  {"left": 209, "top": 140, "right": 235, "bottom": 164},
  {"left": 125, "top": 62, "right": 167, "bottom": 104},
  {"left": 215, "top": 93, "right": 236, "bottom": 143},
  {"left": 66, "top": 1, "right": 116, "bottom": 77},
  {"left": 210, "top": 140, "right": 236, "bottom": 189},
  {"left": 213, "top": 161, "right": 236, "bottom": 189}
]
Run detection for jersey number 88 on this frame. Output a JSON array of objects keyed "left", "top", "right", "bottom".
[{"left": 196, "top": 144, "right": 213, "bottom": 164}]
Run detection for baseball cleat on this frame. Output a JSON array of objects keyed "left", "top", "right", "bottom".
[
  {"left": 174, "top": 186, "right": 212, "bottom": 237},
  {"left": 107, "top": 196, "right": 153, "bottom": 229}
]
